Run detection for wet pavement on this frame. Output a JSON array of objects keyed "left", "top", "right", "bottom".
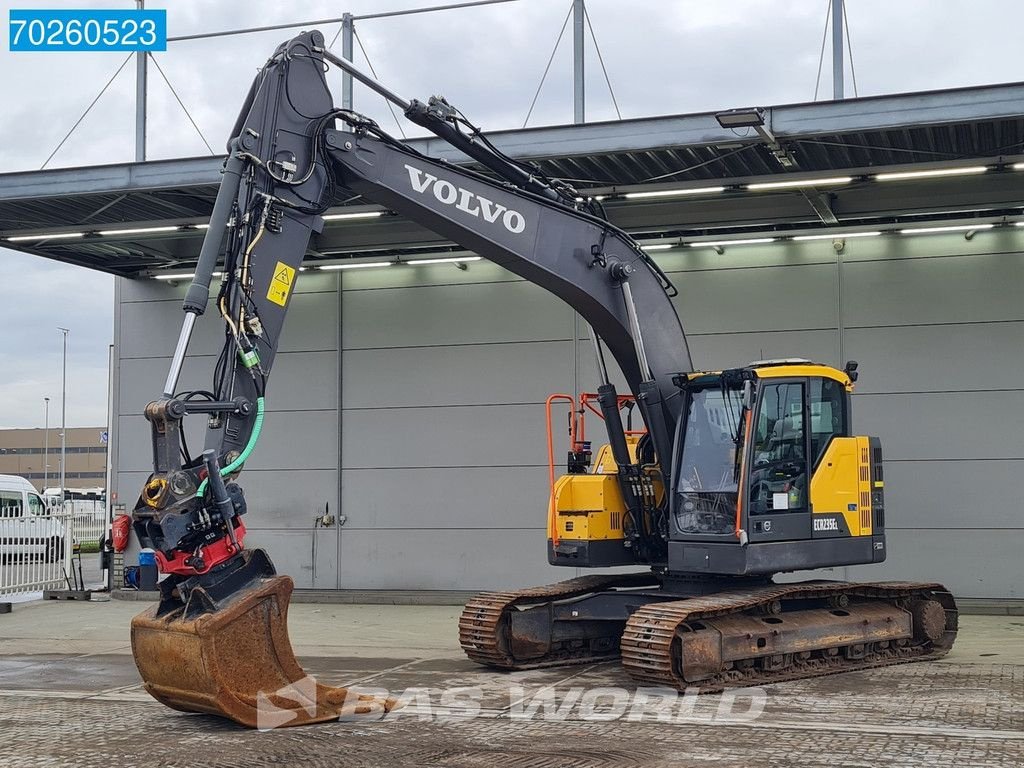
[{"left": 0, "top": 600, "right": 1021, "bottom": 767}]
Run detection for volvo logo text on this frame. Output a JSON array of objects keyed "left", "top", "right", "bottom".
[{"left": 404, "top": 164, "right": 527, "bottom": 234}]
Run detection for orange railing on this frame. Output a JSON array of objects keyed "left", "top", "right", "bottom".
[{"left": 544, "top": 392, "right": 646, "bottom": 546}]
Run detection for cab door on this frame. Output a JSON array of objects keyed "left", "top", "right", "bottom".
[{"left": 746, "top": 379, "right": 813, "bottom": 542}]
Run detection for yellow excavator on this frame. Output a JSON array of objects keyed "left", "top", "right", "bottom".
[{"left": 129, "top": 31, "right": 957, "bottom": 727}]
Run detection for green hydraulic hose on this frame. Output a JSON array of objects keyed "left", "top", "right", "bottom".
[{"left": 195, "top": 396, "right": 265, "bottom": 498}]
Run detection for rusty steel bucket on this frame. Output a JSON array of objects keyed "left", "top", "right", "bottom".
[{"left": 131, "top": 572, "right": 396, "bottom": 728}]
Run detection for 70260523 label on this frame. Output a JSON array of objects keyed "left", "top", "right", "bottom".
[{"left": 9, "top": 9, "right": 167, "bottom": 52}]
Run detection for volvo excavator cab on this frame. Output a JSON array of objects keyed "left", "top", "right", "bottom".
[{"left": 548, "top": 360, "right": 885, "bottom": 575}]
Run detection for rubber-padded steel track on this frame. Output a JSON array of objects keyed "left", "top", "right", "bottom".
[
  {"left": 460, "top": 577, "right": 958, "bottom": 691},
  {"left": 620, "top": 580, "right": 957, "bottom": 690},
  {"left": 459, "top": 572, "right": 661, "bottom": 668}
]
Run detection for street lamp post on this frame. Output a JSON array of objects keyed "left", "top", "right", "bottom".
[
  {"left": 43, "top": 397, "right": 50, "bottom": 490},
  {"left": 58, "top": 327, "right": 69, "bottom": 505}
]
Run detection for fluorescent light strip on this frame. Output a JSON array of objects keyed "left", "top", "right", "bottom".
[
  {"left": 690, "top": 238, "right": 776, "bottom": 247},
  {"left": 98, "top": 226, "right": 180, "bottom": 236},
  {"left": 153, "top": 270, "right": 224, "bottom": 281},
  {"left": 406, "top": 256, "right": 483, "bottom": 265},
  {"left": 640, "top": 244, "right": 674, "bottom": 251},
  {"left": 318, "top": 261, "right": 395, "bottom": 270},
  {"left": 875, "top": 166, "right": 987, "bottom": 181},
  {"left": 792, "top": 231, "right": 882, "bottom": 241},
  {"left": 6, "top": 232, "right": 84, "bottom": 242},
  {"left": 1014, "top": 163, "right": 1024, "bottom": 171},
  {"left": 321, "top": 211, "right": 384, "bottom": 221},
  {"left": 898, "top": 223, "right": 994, "bottom": 235},
  {"left": 624, "top": 186, "right": 726, "bottom": 199},
  {"left": 746, "top": 176, "right": 852, "bottom": 191},
  {"left": 1016, "top": 221, "right": 1024, "bottom": 227},
  {"left": 194, "top": 224, "right": 210, "bottom": 230}
]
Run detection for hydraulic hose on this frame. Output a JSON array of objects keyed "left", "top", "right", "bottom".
[{"left": 195, "top": 396, "right": 265, "bottom": 498}]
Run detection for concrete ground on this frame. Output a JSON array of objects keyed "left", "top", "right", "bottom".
[{"left": 0, "top": 598, "right": 1021, "bottom": 767}]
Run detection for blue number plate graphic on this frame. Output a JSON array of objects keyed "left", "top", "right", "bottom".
[{"left": 9, "top": 9, "right": 167, "bottom": 51}]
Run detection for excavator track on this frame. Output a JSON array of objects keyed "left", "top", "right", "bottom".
[
  {"left": 459, "top": 572, "right": 662, "bottom": 669},
  {"left": 460, "top": 577, "right": 958, "bottom": 690},
  {"left": 620, "top": 580, "right": 958, "bottom": 692}
]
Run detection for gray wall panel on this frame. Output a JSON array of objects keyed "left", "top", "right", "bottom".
[
  {"left": 116, "top": 410, "right": 338, "bottom": 472},
  {"left": 244, "top": 410, "right": 338, "bottom": 470},
  {"left": 845, "top": 323, "right": 1024, "bottom": 394},
  {"left": 338, "top": 528, "right": 564, "bottom": 591},
  {"left": 847, "top": 529, "right": 1021, "bottom": 599},
  {"left": 342, "top": 281, "right": 572, "bottom": 349},
  {"left": 119, "top": 290, "right": 337, "bottom": 358},
  {"left": 228, "top": 469, "right": 336, "bottom": 529},
  {"left": 342, "top": 341, "right": 572, "bottom": 409},
  {"left": 854, "top": 391, "right": 1024, "bottom": 460},
  {"left": 687, "top": 330, "right": 840, "bottom": 371},
  {"left": 843, "top": 251, "right": 1024, "bottom": 327},
  {"left": 118, "top": 351, "right": 337, "bottom": 413},
  {"left": 118, "top": 271, "right": 337, "bottom": 303},
  {"left": 119, "top": 298, "right": 224, "bottom": 358},
  {"left": 341, "top": 466, "right": 550, "bottom": 529},
  {"left": 242, "top": 529, "right": 320, "bottom": 589},
  {"left": 882, "top": 460, "right": 1024, "bottom": 529},
  {"left": 342, "top": 404, "right": 552, "bottom": 469},
  {"left": 673, "top": 263, "right": 837, "bottom": 334}
]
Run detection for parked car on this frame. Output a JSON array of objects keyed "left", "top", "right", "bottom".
[{"left": 0, "top": 475, "right": 67, "bottom": 562}]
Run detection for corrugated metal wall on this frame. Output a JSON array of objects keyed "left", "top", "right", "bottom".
[{"left": 113, "top": 230, "right": 1024, "bottom": 598}]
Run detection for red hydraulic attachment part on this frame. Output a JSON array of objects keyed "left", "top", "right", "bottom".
[
  {"left": 111, "top": 513, "right": 132, "bottom": 553},
  {"left": 544, "top": 392, "right": 644, "bottom": 546},
  {"left": 154, "top": 519, "right": 247, "bottom": 576}
]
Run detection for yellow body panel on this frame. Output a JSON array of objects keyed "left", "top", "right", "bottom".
[
  {"left": 809, "top": 436, "right": 872, "bottom": 536},
  {"left": 549, "top": 436, "right": 651, "bottom": 544},
  {"left": 550, "top": 473, "right": 627, "bottom": 541},
  {"left": 753, "top": 364, "right": 852, "bottom": 390}
]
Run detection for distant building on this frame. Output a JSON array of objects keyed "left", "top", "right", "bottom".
[{"left": 0, "top": 427, "right": 107, "bottom": 491}]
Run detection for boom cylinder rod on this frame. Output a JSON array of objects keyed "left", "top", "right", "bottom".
[
  {"left": 588, "top": 324, "right": 610, "bottom": 386},
  {"left": 319, "top": 48, "right": 412, "bottom": 111},
  {"left": 164, "top": 144, "right": 246, "bottom": 397},
  {"left": 163, "top": 313, "right": 196, "bottom": 397},
  {"left": 620, "top": 280, "right": 653, "bottom": 380}
]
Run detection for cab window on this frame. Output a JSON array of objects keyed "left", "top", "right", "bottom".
[
  {"left": 28, "top": 494, "right": 45, "bottom": 516},
  {"left": 809, "top": 377, "right": 847, "bottom": 466},
  {"left": 0, "top": 491, "right": 24, "bottom": 518},
  {"left": 749, "top": 381, "right": 806, "bottom": 515}
]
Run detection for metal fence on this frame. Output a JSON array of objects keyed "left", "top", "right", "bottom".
[
  {"left": 64, "top": 499, "right": 108, "bottom": 547},
  {"left": 0, "top": 509, "right": 78, "bottom": 600}
]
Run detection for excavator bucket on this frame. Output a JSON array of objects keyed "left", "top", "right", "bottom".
[{"left": 131, "top": 564, "right": 397, "bottom": 728}]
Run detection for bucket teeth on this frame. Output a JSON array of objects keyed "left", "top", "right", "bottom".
[{"left": 131, "top": 573, "right": 397, "bottom": 728}]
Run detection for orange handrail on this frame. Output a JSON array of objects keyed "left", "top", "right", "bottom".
[{"left": 545, "top": 394, "right": 577, "bottom": 547}]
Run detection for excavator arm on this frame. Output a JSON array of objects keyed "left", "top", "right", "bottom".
[{"left": 128, "top": 29, "right": 690, "bottom": 727}]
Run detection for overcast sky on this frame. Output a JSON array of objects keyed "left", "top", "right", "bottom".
[{"left": 1, "top": 0, "right": 1022, "bottom": 428}]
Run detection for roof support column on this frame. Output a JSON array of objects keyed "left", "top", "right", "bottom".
[
  {"left": 341, "top": 13, "right": 354, "bottom": 112},
  {"left": 573, "top": 0, "right": 585, "bottom": 123},
  {"left": 135, "top": 0, "right": 147, "bottom": 161},
  {"left": 832, "top": 0, "right": 844, "bottom": 100}
]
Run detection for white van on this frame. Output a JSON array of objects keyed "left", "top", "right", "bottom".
[{"left": 0, "top": 475, "right": 66, "bottom": 562}]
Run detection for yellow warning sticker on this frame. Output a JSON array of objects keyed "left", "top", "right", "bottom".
[{"left": 266, "top": 261, "right": 296, "bottom": 307}]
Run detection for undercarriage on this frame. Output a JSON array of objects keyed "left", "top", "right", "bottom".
[{"left": 459, "top": 573, "right": 958, "bottom": 690}]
